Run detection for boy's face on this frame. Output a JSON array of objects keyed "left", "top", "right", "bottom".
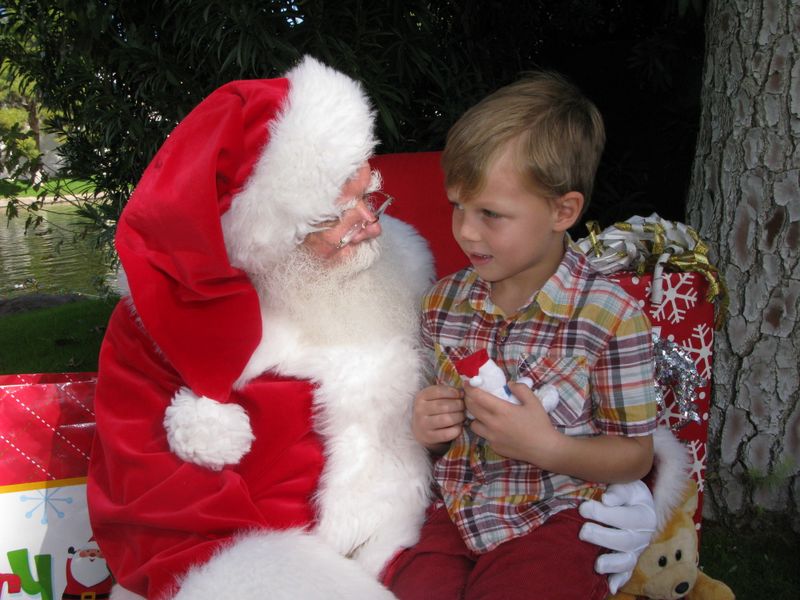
[{"left": 448, "top": 144, "right": 582, "bottom": 303}]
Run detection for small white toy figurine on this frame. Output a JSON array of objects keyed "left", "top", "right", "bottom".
[{"left": 454, "top": 349, "right": 559, "bottom": 419}]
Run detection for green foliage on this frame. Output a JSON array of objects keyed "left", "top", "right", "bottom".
[
  {"left": 0, "top": 101, "right": 42, "bottom": 178},
  {"left": 1, "top": 51, "right": 51, "bottom": 181},
  {"left": 0, "top": 106, "right": 27, "bottom": 128},
  {"left": 0, "top": 298, "right": 118, "bottom": 373},
  {"left": 746, "top": 459, "right": 797, "bottom": 491},
  {"left": 0, "top": 1, "right": 480, "bottom": 253},
  {"left": 0, "top": 0, "right": 706, "bottom": 259}
]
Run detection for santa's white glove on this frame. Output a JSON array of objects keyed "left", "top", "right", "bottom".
[{"left": 578, "top": 480, "right": 656, "bottom": 594}]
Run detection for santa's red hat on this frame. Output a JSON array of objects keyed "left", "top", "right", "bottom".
[{"left": 115, "top": 56, "right": 377, "bottom": 469}]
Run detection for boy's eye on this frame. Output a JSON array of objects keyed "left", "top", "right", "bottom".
[
  {"left": 449, "top": 201, "right": 464, "bottom": 211},
  {"left": 481, "top": 209, "right": 501, "bottom": 219}
]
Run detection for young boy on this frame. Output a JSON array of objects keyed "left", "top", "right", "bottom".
[{"left": 389, "top": 72, "right": 657, "bottom": 599}]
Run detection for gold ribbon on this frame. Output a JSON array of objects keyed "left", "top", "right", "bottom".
[{"left": 577, "top": 216, "right": 728, "bottom": 329}]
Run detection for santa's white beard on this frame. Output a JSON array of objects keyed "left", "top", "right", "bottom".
[
  {"left": 70, "top": 556, "right": 110, "bottom": 587},
  {"left": 253, "top": 238, "right": 417, "bottom": 347},
  {"left": 228, "top": 219, "right": 433, "bottom": 579}
]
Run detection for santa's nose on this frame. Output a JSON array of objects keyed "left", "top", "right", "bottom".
[{"left": 350, "top": 219, "right": 382, "bottom": 245}]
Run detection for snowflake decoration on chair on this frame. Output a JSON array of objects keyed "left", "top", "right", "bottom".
[
  {"left": 649, "top": 273, "right": 699, "bottom": 325},
  {"left": 681, "top": 323, "right": 714, "bottom": 380},
  {"left": 686, "top": 440, "right": 706, "bottom": 493}
]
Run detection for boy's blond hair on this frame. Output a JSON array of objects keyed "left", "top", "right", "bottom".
[{"left": 442, "top": 71, "right": 605, "bottom": 213}]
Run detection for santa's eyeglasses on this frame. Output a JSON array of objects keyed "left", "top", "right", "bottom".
[{"left": 334, "top": 190, "right": 394, "bottom": 249}]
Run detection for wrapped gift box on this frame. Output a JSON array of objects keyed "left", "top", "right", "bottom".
[
  {"left": 611, "top": 271, "right": 715, "bottom": 527},
  {"left": 0, "top": 372, "right": 114, "bottom": 599}
]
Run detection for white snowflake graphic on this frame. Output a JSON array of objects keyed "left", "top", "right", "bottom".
[
  {"left": 20, "top": 487, "right": 74, "bottom": 524},
  {"left": 657, "top": 391, "right": 684, "bottom": 429},
  {"left": 680, "top": 323, "right": 714, "bottom": 380},
  {"left": 649, "top": 273, "right": 699, "bottom": 324},
  {"left": 687, "top": 439, "right": 706, "bottom": 493}
]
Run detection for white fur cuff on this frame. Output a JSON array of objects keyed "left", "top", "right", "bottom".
[
  {"left": 651, "top": 426, "right": 692, "bottom": 531},
  {"left": 173, "top": 529, "right": 396, "bottom": 599},
  {"left": 164, "top": 387, "right": 254, "bottom": 470}
]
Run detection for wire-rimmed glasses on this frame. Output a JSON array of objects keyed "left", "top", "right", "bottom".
[{"left": 335, "top": 190, "right": 394, "bottom": 249}]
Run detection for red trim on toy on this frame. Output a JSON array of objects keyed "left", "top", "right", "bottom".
[{"left": 454, "top": 349, "right": 489, "bottom": 378}]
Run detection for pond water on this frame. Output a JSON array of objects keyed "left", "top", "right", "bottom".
[{"left": 0, "top": 202, "right": 119, "bottom": 299}]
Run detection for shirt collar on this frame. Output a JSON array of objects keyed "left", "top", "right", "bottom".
[
  {"left": 465, "top": 271, "right": 495, "bottom": 313},
  {"left": 455, "top": 238, "right": 594, "bottom": 321},
  {"left": 537, "top": 241, "right": 593, "bottom": 320}
]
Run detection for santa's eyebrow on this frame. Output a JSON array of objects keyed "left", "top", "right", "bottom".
[
  {"left": 367, "top": 169, "right": 383, "bottom": 193},
  {"left": 339, "top": 197, "right": 359, "bottom": 212}
]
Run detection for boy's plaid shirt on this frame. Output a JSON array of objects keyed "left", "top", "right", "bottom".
[{"left": 422, "top": 245, "right": 657, "bottom": 554}]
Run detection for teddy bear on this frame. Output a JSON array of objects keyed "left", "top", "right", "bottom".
[{"left": 609, "top": 478, "right": 735, "bottom": 600}]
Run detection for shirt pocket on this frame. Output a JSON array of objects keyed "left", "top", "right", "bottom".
[
  {"left": 433, "top": 343, "right": 475, "bottom": 387},
  {"left": 517, "top": 353, "right": 591, "bottom": 429}
]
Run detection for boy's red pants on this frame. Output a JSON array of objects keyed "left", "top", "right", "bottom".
[{"left": 386, "top": 505, "right": 609, "bottom": 600}]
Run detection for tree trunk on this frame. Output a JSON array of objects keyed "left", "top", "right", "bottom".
[
  {"left": 686, "top": 0, "right": 799, "bottom": 529},
  {"left": 25, "top": 98, "right": 42, "bottom": 183}
]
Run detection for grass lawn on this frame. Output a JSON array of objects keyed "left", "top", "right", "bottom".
[
  {"left": 700, "top": 517, "right": 796, "bottom": 599},
  {"left": 0, "top": 177, "right": 94, "bottom": 199},
  {"left": 1, "top": 299, "right": 797, "bottom": 599},
  {"left": 0, "top": 297, "right": 117, "bottom": 373}
]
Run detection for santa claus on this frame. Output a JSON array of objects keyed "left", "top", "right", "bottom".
[
  {"left": 62, "top": 538, "right": 113, "bottom": 599},
  {"left": 87, "top": 56, "right": 662, "bottom": 599},
  {"left": 88, "top": 55, "right": 434, "bottom": 600}
]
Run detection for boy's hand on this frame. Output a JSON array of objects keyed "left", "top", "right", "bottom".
[
  {"left": 412, "top": 385, "right": 465, "bottom": 452},
  {"left": 466, "top": 381, "right": 561, "bottom": 465}
]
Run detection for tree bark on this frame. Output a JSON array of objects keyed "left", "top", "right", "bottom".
[
  {"left": 25, "top": 98, "right": 42, "bottom": 182},
  {"left": 686, "top": 0, "right": 800, "bottom": 529}
]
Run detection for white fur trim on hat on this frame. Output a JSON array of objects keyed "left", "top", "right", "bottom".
[
  {"left": 651, "top": 425, "right": 692, "bottom": 532},
  {"left": 172, "top": 529, "right": 395, "bottom": 599},
  {"left": 109, "top": 585, "right": 146, "bottom": 600},
  {"left": 222, "top": 55, "right": 378, "bottom": 272},
  {"left": 81, "top": 538, "right": 101, "bottom": 551},
  {"left": 164, "top": 387, "right": 254, "bottom": 471}
]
